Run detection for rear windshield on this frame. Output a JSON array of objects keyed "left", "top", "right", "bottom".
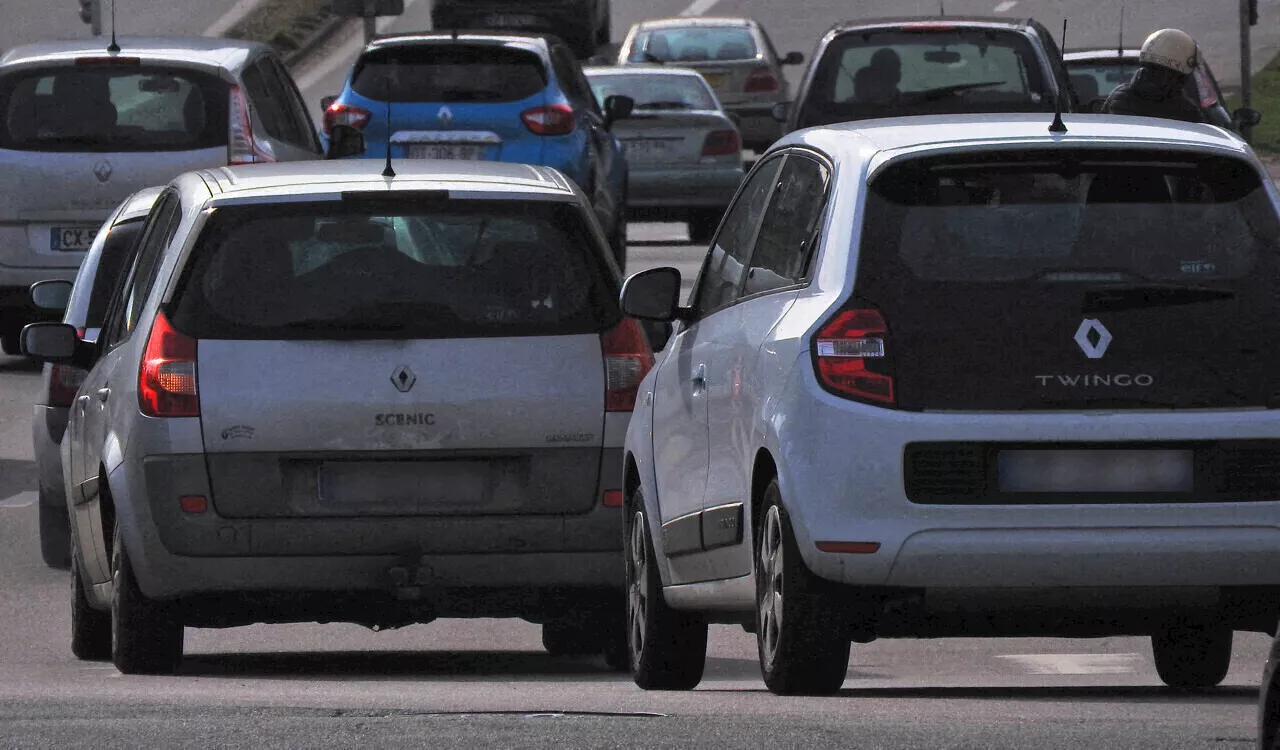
[
  {"left": 351, "top": 44, "right": 547, "bottom": 103},
  {"left": 0, "top": 64, "right": 228, "bottom": 152},
  {"left": 859, "top": 150, "right": 1280, "bottom": 284},
  {"left": 628, "top": 27, "right": 759, "bottom": 63},
  {"left": 169, "top": 197, "right": 621, "bottom": 340},
  {"left": 587, "top": 73, "right": 717, "bottom": 111},
  {"left": 798, "top": 28, "right": 1050, "bottom": 128},
  {"left": 1066, "top": 60, "right": 1203, "bottom": 106},
  {"left": 82, "top": 219, "right": 145, "bottom": 327}
]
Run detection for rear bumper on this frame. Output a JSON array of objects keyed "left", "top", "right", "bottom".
[
  {"left": 628, "top": 166, "right": 742, "bottom": 209},
  {"left": 32, "top": 404, "right": 68, "bottom": 506}
]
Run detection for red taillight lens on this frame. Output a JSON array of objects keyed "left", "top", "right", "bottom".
[
  {"left": 602, "top": 318, "right": 654, "bottom": 412},
  {"left": 521, "top": 104, "right": 576, "bottom": 136},
  {"left": 323, "top": 101, "right": 372, "bottom": 134},
  {"left": 701, "top": 129, "right": 740, "bottom": 156},
  {"left": 744, "top": 66, "right": 779, "bottom": 93},
  {"left": 138, "top": 312, "right": 199, "bottom": 418},
  {"left": 228, "top": 85, "right": 276, "bottom": 165},
  {"left": 813, "top": 308, "right": 895, "bottom": 405}
]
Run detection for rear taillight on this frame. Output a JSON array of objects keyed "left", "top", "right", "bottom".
[
  {"left": 701, "top": 129, "right": 741, "bottom": 156},
  {"left": 227, "top": 85, "right": 276, "bottom": 165},
  {"left": 744, "top": 66, "right": 779, "bottom": 93},
  {"left": 521, "top": 104, "right": 576, "bottom": 136},
  {"left": 47, "top": 327, "right": 87, "bottom": 407},
  {"left": 138, "top": 312, "right": 199, "bottom": 418},
  {"left": 323, "top": 101, "right": 372, "bottom": 134},
  {"left": 813, "top": 307, "right": 895, "bottom": 405},
  {"left": 602, "top": 318, "right": 654, "bottom": 412}
]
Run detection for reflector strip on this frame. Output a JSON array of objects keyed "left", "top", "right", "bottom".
[
  {"left": 602, "top": 490, "right": 624, "bottom": 507},
  {"left": 179, "top": 496, "right": 207, "bottom": 514},
  {"left": 816, "top": 541, "right": 880, "bottom": 554}
]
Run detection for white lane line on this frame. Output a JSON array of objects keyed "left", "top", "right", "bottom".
[
  {"left": 0, "top": 492, "right": 37, "bottom": 509},
  {"left": 993, "top": 1, "right": 1019, "bottom": 11},
  {"left": 680, "top": 0, "right": 722, "bottom": 17},
  {"left": 203, "top": 0, "right": 272, "bottom": 37},
  {"left": 294, "top": 0, "right": 426, "bottom": 93},
  {"left": 997, "top": 653, "right": 1141, "bottom": 675}
]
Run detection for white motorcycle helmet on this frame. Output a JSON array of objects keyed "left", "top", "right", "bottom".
[{"left": 1139, "top": 28, "right": 1199, "bottom": 75}]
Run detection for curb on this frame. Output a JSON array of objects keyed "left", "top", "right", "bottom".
[{"left": 283, "top": 15, "right": 353, "bottom": 68}]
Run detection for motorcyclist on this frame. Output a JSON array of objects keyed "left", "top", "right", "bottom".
[{"left": 1102, "top": 28, "right": 1205, "bottom": 123}]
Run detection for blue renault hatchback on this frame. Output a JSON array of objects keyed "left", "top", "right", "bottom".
[{"left": 323, "top": 32, "right": 634, "bottom": 266}]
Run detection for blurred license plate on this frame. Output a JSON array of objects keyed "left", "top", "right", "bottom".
[
  {"left": 406, "top": 144, "right": 487, "bottom": 160},
  {"left": 701, "top": 73, "right": 726, "bottom": 89},
  {"left": 485, "top": 14, "right": 540, "bottom": 26},
  {"left": 49, "top": 226, "right": 97, "bottom": 251},
  {"left": 625, "top": 138, "right": 673, "bottom": 163},
  {"left": 997, "top": 449, "right": 1194, "bottom": 493}
]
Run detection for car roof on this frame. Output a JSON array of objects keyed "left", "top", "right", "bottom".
[
  {"left": 0, "top": 36, "right": 266, "bottom": 71},
  {"left": 828, "top": 16, "right": 1034, "bottom": 33},
  {"left": 633, "top": 17, "right": 758, "bottom": 30},
  {"left": 193, "top": 160, "right": 578, "bottom": 203},
  {"left": 781, "top": 114, "right": 1249, "bottom": 165},
  {"left": 364, "top": 32, "right": 554, "bottom": 52},
  {"left": 118, "top": 186, "right": 165, "bottom": 223},
  {"left": 583, "top": 65, "right": 705, "bottom": 78}
]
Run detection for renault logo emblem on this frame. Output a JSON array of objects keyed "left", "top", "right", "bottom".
[
  {"left": 1074, "top": 319, "right": 1112, "bottom": 359},
  {"left": 391, "top": 365, "right": 417, "bottom": 393},
  {"left": 93, "top": 159, "right": 113, "bottom": 183},
  {"left": 437, "top": 106, "right": 454, "bottom": 127}
]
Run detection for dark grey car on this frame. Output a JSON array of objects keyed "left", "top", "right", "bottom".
[{"left": 30, "top": 187, "right": 162, "bottom": 569}]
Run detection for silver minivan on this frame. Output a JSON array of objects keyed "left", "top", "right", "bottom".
[{"left": 0, "top": 37, "right": 325, "bottom": 354}]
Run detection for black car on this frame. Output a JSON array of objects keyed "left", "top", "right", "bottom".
[
  {"left": 775, "top": 16, "right": 1076, "bottom": 134},
  {"left": 430, "top": 0, "right": 611, "bottom": 58}
]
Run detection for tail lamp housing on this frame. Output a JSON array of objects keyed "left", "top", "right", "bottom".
[{"left": 812, "top": 307, "right": 895, "bottom": 405}]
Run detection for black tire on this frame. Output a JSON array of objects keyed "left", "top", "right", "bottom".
[
  {"left": 688, "top": 210, "right": 721, "bottom": 245},
  {"left": 1152, "top": 622, "right": 1232, "bottom": 689},
  {"left": 626, "top": 493, "right": 707, "bottom": 690},
  {"left": 70, "top": 541, "right": 111, "bottom": 661},
  {"left": 110, "top": 521, "right": 183, "bottom": 675},
  {"left": 756, "top": 479, "right": 850, "bottom": 695},
  {"left": 0, "top": 330, "right": 20, "bottom": 356},
  {"left": 542, "top": 621, "right": 599, "bottom": 656},
  {"left": 39, "top": 500, "right": 71, "bottom": 569}
]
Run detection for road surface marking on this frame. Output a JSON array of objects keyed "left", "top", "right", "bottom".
[
  {"left": 681, "top": 0, "right": 722, "bottom": 17},
  {"left": 0, "top": 492, "right": 37, "bottom": 509},
  {"left": 203, "top": 0, "right": 271, "bottom": 37},
  {"left": 997, "top": 653, "right": 1141, "bottom": 675},
  {"left": 294, "top": 0, "right": 426, "bottom": 94},
  {"left": 994, "top": 1, "right": 1019, "bottom": 11}
]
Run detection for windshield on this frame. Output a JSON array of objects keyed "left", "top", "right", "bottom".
[
  {"left": 798, "top": 28, "right": 1051, "bottom": 128},
  {"left": 0, "top": 64, "right": 228, "bottom": 152},
  {"left": 628, "top": 27, "right": 759, "bottom": 63},
  {"left": 587, "top": 73, "right": 718, "bottom": 110},
  {"left": 351, "top": 44, "right": 548, "bottom": 103},
  {"left": 170, "top": 198, "right": 621, "bottom": 340}
]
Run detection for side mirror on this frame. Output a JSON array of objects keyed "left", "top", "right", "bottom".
[
  {"left": 29, "top": 279, "right": 73, "bottom": 311},
  {"left": 20, "top": 322, "right": 80, "bottom": 364},
  {"left": 326, "top": 124, "right": 366, "bottom": 159},
  {"left": 771, "top": 101, "right": 790, "bottom": 123},
  {"left": 1234, "top": 107, "right": 1263, "bottom": 129},
  {"left": 621, "top": 267, "right": 683, "bottom": 322},
  {"left": 320, "top": 95, "right": 338, "bottom": 111},
  {"left": 782, "top": 51, "right": 804, "bottom": 66},
  {"left": 604, "top": 94, "right": 635, "bottom": 130}
]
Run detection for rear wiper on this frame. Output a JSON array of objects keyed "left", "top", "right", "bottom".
[
  {"left": 904, "top": 81, "right": 1006, "bottom": 103},
  {"left": 1081, "top": 284, "right": 1236, "bottom": 313}
]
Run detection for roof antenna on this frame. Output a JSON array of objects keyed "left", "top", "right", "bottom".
[
  {"left": 1049, "top": 18, "right": 1068, "bottom": 133},
  {"left": 381, "top": 72, "right": 395, "bottom": 178},
  {"left": 939, "top": 1, "right": 945, "bottom": 16},
  {"left": 1117, "top": 4, "right": 1125, "bottom": 57},
  {"left": 106, "top": 0, "right": 120, "bottom": 53}
]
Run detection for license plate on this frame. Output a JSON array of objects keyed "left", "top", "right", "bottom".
[
  {"left": 701, "top": 73, "right": 726, "bottom": 89},
  {"left": 49, "top": 226, "right": 98, "bottom": 251},
  {"left": 406, "top": 144, "right": 488, "bottom": 161},
  {"left": 484, "top": 14, "right": 540, "bottom": 26},
  {"left": 624, "top": 138, "right": 675, "bottom": 163},
  {"left": 997, "top": 449, "right": 1194, "bottom": 493}
]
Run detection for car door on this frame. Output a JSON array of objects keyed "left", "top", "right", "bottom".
[
  {"left": 651, "top": 155, "right": 781, "bottom": 584},
  {"left": 702, "top": 150, "right": 831, "bottom": 580},
  {"left": 552, "top": 44, "right": 621, "bottom": 231}
]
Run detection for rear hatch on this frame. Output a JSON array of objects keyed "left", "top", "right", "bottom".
[
  {"left": 168, "top": 192, "right": 636, "bottom": 518},
  {"left": 627, "top": 26, "right": 768, "bottom": 102},
  {"left": 840, "top": 147, "right": 1280, "bottom": 412},
  {"left": 339, "top": 42, "right": 554, "bottom": 162},
  {"left": 0, "top": 57, "right": 228, "bottom": 267},
  {"left": 612, "top": 110, "right": 736, "bottom": 167}
]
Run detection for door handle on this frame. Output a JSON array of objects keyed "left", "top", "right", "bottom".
[
  {"left": 76, "top": 395, "right": 89, "bottom": 411},
  {"left": 95, "top": 388, "right": 110, "bottom": 403},
  {"left": 691, "top": 363, "right": 707, "bottom": 393}
]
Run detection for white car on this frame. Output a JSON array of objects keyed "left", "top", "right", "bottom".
[{"left": 618, "top": 113, "right": 1280, "bottom": 694}]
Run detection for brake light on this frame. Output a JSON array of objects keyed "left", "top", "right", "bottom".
[
  {"left": 744, "top": 66, "right": 779, "bottom": 93},
  {"left": 323, "top": 101, "right": 372, "bottom": 134},
  {"left": 521, "top": 104, "right": 576, "bottom": 136},
  {"left": 701, "top": 129, "right": 740, "bottom": 156},
  {"left": 47, "top": 327, "right": 87, "bottom": 407},
  {"left": 227, "top": 85, "right": 275, "bottom": 165},
  {"left": 138, "top": 312, "right": 199, "bottom": 418},
  {"left": 813, "top": 307, "right": 895, "bottom": 405},
  {"left": 601, "top": 318, "right": 653, "bottom": 412}
]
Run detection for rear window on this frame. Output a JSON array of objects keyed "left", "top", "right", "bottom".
[
  {"left": 798, "top": 28, "right": 1050, "bottom": 128},
  {"left": 351, "top": 44, "right": 548, "bottom": 103},
  {"left": 1066, "top": 61, "right": 1140, "bottom": 103},
  {"left": 0, "top": 64, "right": 228, "bottom": 152},
  {"left": 587, "top": 73, "right": 717, "bottom": 111},
  {"left": 169, "top": 197, "right": 621, "bottom": 340},
  {"left": 82, "top": 220, "right": 145, "bottom": 327},
  {"left": 860, "top": 150, "right": 1279, "bottom": 284},
  {"left": 628, "top": 27, "right": 758, "bottom": 63}
]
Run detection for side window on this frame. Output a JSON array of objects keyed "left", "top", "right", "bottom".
[
  {"left": 104, "top": 194, "right": 181, "bottom": 347},
  {"left": 691, "top": 156, "right": 784, "bottom": 316},
  {"left": 743, "top": 154, "right": 830, "bottom": 297},
  {"left": 240, "top": 61, "right": 290, "bottom": 144},
  {"left": 264, "top": 57, "right": 315, "bottom": 148}
]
